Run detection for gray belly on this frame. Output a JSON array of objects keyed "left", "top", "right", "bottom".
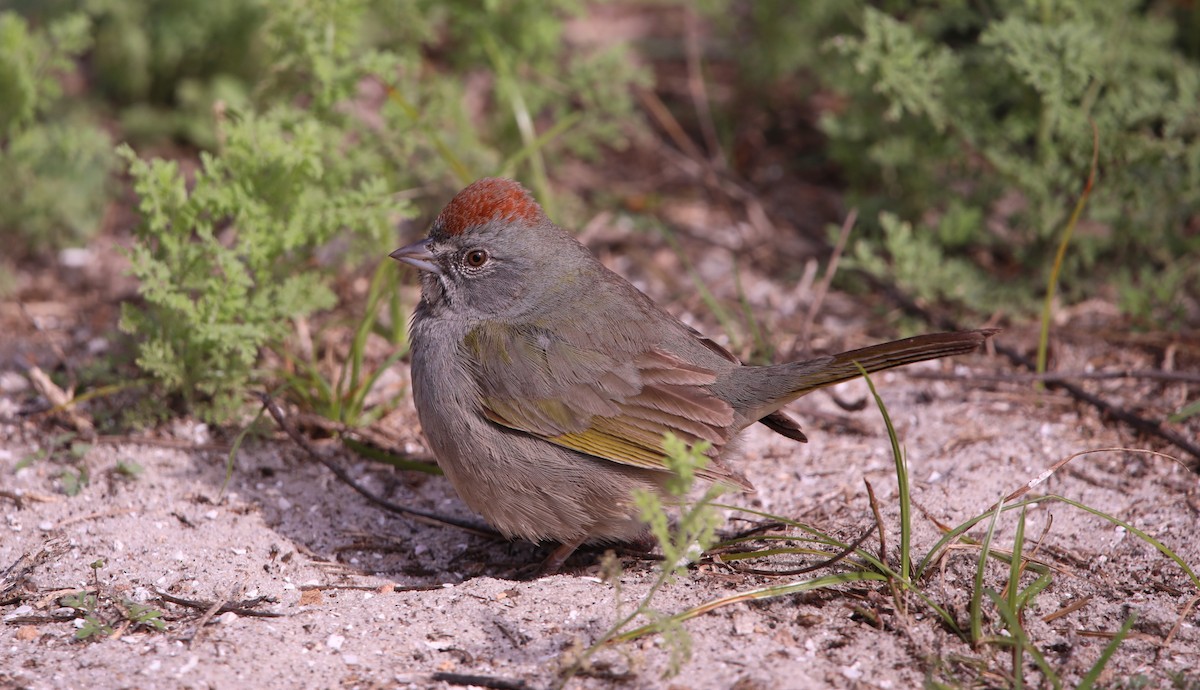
[{"left": 410, "top": 323, "right": 664, "bottom": 544}]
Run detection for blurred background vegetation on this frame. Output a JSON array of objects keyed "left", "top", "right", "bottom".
[{"left": 1, "top": 0, "right": 1197, "bottom": 424}]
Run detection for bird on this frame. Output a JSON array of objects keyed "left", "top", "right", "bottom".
[{"left": 390, "top": 177, "right": 994, "bottom": 574}]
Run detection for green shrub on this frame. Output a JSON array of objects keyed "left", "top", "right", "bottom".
[
  {"left": 0, "top": 11, "right": 116, "bottom": 253},
  {"left": 118, "top": 107, "right": 406, "bottom": 422},
  {"left": 708, "top": 1, "right": 1200, "bottom": 322},
  {"left": 118, "top": 0, "right": 647, "bottom": 421},
  {"left": 11, "top": 0, "right": 266, "bottom": 148}
]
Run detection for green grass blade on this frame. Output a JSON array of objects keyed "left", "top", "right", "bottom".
[
  {"left": 1009, "top": 507, "right": 1028, "bottom": 690},
  {"left": 498, "top": 113, "right": 581, "bottom": 178},
  {"left": 971, "top": 496, "right": 1004, "bottom": 644},
  {"left": 223, "top": 393, "right": 273, "bottom": 498},
  {"left": 658, "top": 225, "right": 743, "bottom": 353},
  {"left": 1016, "top": 572, "right": 1054, "bottom": 611},
  {"left": 915, "top": 499, "right": 1046, "bottom": 579},
  {"left": 732, "top": 261, "right": 771, "bottom": 363},
  {"left": 482, "top": 33, "right": 551, "bottom": 216},
  {"left": 987, "top": 590, "right": 1062, "bottom": 689},
  {"left": 609, "top": 572, "right": 887, "bottom": 645},
  {"left": 383, "top": 85, "right": 473, "bottom": 185},
  {"left": 342, "top": 437, "right": 442, "bottom": 474},
  {"left": 1046, "top": 495, "right": 1200, "bottom": 589},
  {"left": 709, "top": 503, "right": 964, "bottom": 636},
  {"left": 856, "top": 365, "right": 911, "bottom": 581},
  {"left": 1036, "top": 120, "right": 1099, "bottom": 385},
  {"left": 1076, "top": 613, "right": 1136, "bottom": 690}
]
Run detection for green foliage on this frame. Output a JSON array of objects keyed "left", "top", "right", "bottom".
[
  {"left": 15, "top": 434, "right": 94, "bottom": 495},
  {"left": 283, "top": 261, "right": 410, "bottom": 427},
  {"left": 0, "top": 11, "right": 88, "bottom": 134},
  {"left": 2, "top": 0, "right": 647, "bottom": 421},
  {"left": 117, "top": 0, "right": 647, "bottom": 422},
  {"left": 15, "top": 432, "right": 72, "bottom": 471},
  {"left": 837, "top": 2, "right": 1200, "bottom": 316},
  {"left": 403, "top": 0, "right": 645, "bottom": 163},
  {"left": 12, "top": 0, "right": 267, "bottom": 147},
  {"left": 123, "top": 601, "right": 167, "bottom": 631},
  {"left": 847, "top": 212, "right": 1004, "bottom": 309},
  {"left": 60, "top": 590, "right": 96, "bottom": 611},
  {"left": 710, "top": 1, "right": 1200, "bottom": 323},
  {"left": 262, "top": 0, "right": 396, "bottom": 113},
  {"left": 592, "top": 381, "right": 1199, "bottom": 683},
  {"left": 698, "top": 0, "right": 856, "bottom": 86},
  {"left": 559, "top": 435, "right": 729, "bottom": 684},
  {"left": 1, "top": 119, "right": 115, "bottom": 251},
  {"left": 61, "top": 589, "right": 168, "bottom": 639},
  {"left": 60, "top": 466, "right": 89, "bottom": 496},
  {"left": 1115, "top": 262, "right": 1197, "bottom": 330},
  {"left": 1170, "top": 399, "right": 1200, "bottom": 424},
  {"left": 0, "top": 11, "right": 116, "bottom": 253},
  {"left": 118, "top": 105, "right": 406, "bottom": 421},
  {"left": 114, "top": 460, "right": 144, "bottom": 478},
  {"left": 635, "top": 435, "right": 724, "bottom": 580}
]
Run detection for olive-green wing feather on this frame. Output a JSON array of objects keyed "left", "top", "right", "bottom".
[{"left": 463, "top": 322, "right": 752, "bottom": 489}]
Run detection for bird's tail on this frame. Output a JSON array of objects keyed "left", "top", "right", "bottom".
[
  {"left": 737, "top": 329, "right": 997, "bottom": 423},
  {"left": 791, "top": 329, "right": 997, "bottom": 393}
]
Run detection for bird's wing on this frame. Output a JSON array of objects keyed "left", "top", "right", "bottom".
[{"left": 463, "top": 322, "right": 753, "bottom": 489}]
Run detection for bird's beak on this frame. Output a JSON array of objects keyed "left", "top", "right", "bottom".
[{"left": 389, "top": 238, "right": 441, "bottom": 275}]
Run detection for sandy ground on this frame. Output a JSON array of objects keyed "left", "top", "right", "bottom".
[{"left": 2, "top": 342, "right": 1198, "bottom": 689}]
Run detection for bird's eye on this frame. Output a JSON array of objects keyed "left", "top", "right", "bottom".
[{"left": 463, "top": 249, "right": 489, "bottom": 268}]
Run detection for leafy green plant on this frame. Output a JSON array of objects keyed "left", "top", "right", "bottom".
[
  {"left": 281, "top": 261, "right": 410, "bottom": 428},
  {"left": 836, "top": 2, "right": 1199, "bottom": 291},
  {"left": 60, "top": 466, "right": 88, "bottom": 496},
  {"left": 1116, "top": 263, "right": 1198, "bottom": 331},
  {"left": 1169, "top": 399, "right": 1200, "bottom": 424},
  {"left": 113, "top": 460, "right": 143, "bottom": 479},
  {"left": 61, "top": 576, "right": 169, "bottom": 640},
  {"left": 557, "top": 434, "right": 731, "bottom": 685},
  {"left": 15, "top": 434, "right": 93, "bottom": 495},
  {"left": 118, "top": 0, "right": 648, "bottom": 423},
  {"left": 123, "top": 601, "right": 167, "bottom": 632},
  {"left": 14, "top": 432, "right": 76, "bottom": 472},
  {"left": 61, "top": 590, "right": 113, "bottom": 640},
  {"left": 11, "top": 0, "right": 266, "bottom": 148},
  {"left": 706, "top": 2, "right": 1200, "bottom": 324},
  {"left": 118, "top": 105, "right": 405, "bottom": 422},
  {"left": 0, "top": 11, "right": 116, "bottom": 254}
]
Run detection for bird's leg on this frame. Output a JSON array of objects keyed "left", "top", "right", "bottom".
[{"left": 537, "top": 535, "right": 587, "bottom": 576}]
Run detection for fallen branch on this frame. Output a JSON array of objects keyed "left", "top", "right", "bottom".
[{"left": 257, "top": 393, "right": 498, "bottom": 539}]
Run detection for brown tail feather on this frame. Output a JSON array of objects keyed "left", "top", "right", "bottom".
[
  {"left": 808, "top": 328, "right": 997, "bottom": 391},
  {"left": 743, "top": 329, "right": 996, "bottom": 427}
]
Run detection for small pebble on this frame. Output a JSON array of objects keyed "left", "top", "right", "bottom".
[
  {"left": 59, "top": 247, "right": 93, "bottom": 268},
  {"left": 0, "top": 371, "right": 29, "bottom": 393}
]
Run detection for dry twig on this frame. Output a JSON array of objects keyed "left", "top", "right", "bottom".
[{"left": 257, "top": 393, "right": 497, "bottom": 538}]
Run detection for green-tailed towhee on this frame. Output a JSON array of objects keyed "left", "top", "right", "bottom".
[{"left": 391, "top": 178, "right": 995, "bottom": 573}]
